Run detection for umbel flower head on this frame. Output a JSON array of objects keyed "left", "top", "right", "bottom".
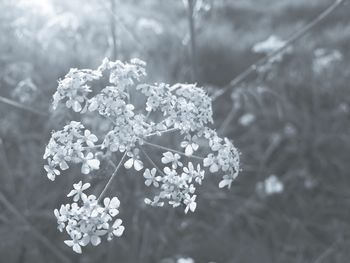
[
  {"left": 54, "top": 181, "right": 124, "bottom": 253},
  {"left": 44, "top": 58, "right": 240, "bottom": 253}
]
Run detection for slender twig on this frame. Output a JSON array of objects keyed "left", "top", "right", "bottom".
[
  {"left": 0, "top": 192, "right": 72, "bottom": 263},
  {"left": 212, "top": 0, "right": 346, "bottom": 101},
  {"left": 218, "top": 106, "right": 236, "bottom": 135},
  {"left": 143, "top": 141, "right": 204, "bottom": 160},
  {"left": 144, "top": 110, "right": 152, "bottom": 121},
  {"left": 187, "top": 0, "right": 198, "bottom": 81},
  {"left": 138, "top": 221, "right": 150, "bottom": 262},
  {"left": 0, "top": 138, "right": 14, "bottom": 192},
  {"left": 140, "top": 147, "right": 165, "bottom": 176},
  {"left": 146, "top": 127, "right": 179, "bottom": 137},
  {"left": 98, "top": 152, "right": 127, "bottom": 201},
  {"left": 108, "top": 158, "right": 117, "bottom": 169},
  {"left": 0, "top": 95, "right": 48, "bottom": 116},
  {"left": 313, "top": 239, "right": 339, "bottom": 263},
  {"left": 99, "top": 1, "right": 146, "bottom": 54},
  {"left": 109, "top": 0, "right": 118, "bottom": 60},
  {"left": 83, "top": 144, "right": 103, "bottom": 150}
]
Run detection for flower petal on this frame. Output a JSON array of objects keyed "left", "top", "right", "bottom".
[
  {"left": 134, "top": 160, "right": 144, "bottom": 171},
  {"left": 113, "top": 226, "right": 125, "bottom": 237},
  {"left": 91, "top": 236, "right": 101, "bottom": 246},
  {"left": 185, "top": 145, "right": 193, "bottom": 156},
  {"left": 87, "top": 159, "right": 100, "bottom": 170},
  {"left": 110, "top": 197, "right": 120, "bottom": 208},
  {"left": 73, "top": 243, "right": 82, "bottom": 253},
  {"left": 124, "top": 158, "right": 134, "bottom": 169}
]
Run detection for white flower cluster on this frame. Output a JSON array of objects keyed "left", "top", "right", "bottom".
[
  {"left": 137, "top": 82, "right": 213, "bottom": 132},
  {"left": 202, "top": 128, "right": 240, "bottom": 189},
  {"left": 54, "top": 181, "right": 124, "bottom": 253},
  {"left": 53, "top": 68, "right": 101, "bottom": 112},
  {"left": 144, "top": 159, "right": 204, "bottom": 214},
  {"left": 43, "top": 121, "right": 100, "bottom": 181},
  {"left": 44, "top": 58, "right": 240, "bottom": 253}
]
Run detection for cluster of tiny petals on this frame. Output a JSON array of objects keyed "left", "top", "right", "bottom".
[
  {"left": 136, "top": 82, "right": 213, "bottom": 132},
  {"left": 143, "top": 154, "right": 204, "bottom": 214},
  {"left": 45, "top": 58, "right": 240, "bottom": 253},
  {"left": 102, "top": 114, "right": 149, "bottom": 153},
  {"left": 53, "top": 69, "right": 101, "bottom": 112},
  {"left": 54, "top": 181, "right": 124, "bottom": 253},
  {"left": 201, "top": 128, "right": 240, "bottom": 188},
  {"left": 47, "top": 57, "right": 239, "bottom": 190},
  {"left": 43, "top": 121, "right": 100, "bottom": 181},
  {"left": 98, "top": 57, "right": 146, "bottom": 87}
]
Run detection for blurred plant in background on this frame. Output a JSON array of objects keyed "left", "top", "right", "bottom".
[{"left": 0, "top": 0, "right": 350, "bottom": 262}]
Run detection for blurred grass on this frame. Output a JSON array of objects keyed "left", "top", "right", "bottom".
[{"left": 0, "top": 0, "right": 350, "bottom": 262}]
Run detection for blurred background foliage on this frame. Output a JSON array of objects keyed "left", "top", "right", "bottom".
[{"left": 1, "top": 0, "right": 350, "bottom": 262}]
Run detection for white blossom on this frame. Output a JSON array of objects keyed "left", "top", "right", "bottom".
[
  {"left": 143, "top": 168, "right": 161, "bottom": 187},
  {"left": 67, "top": 181, "right": 90, "bottom": 202},
  {"left": 161, "top": 151, "right": 183, "bottom": 169},
  {"left": 81, "top": 152, "right": 100, "bottom": 174},
  {"left": 180, "top": 135, "right": 199, "bottom": 156},
  {"left": 54, "top": 184, "right": 124, "bottom": 253},
  {"left": 184, "top": 194, "right": 197, "bottom": 214},
  {"left": 124, "top": 148, "right": 144, "bottom": 171}
]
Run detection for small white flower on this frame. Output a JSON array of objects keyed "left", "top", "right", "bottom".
[
  {"left": 123, "top": 104, "right": 135, "bottom": 118},
  {"left": 180, "top": 135, "right": 199, "bottom": 156},
  {"left": 80, "top": 229, "right": 106, "bottom": 247},
  {"left": 107, "top": 219, "right": 125, "bottom": 241},
  {"left": 238, "top": 113, "right": 256, "bottom": 127},
  {"left": 183, "top": 162, "right": 204, "bottom": 184},
  {"left": 203, "top": 154, "right": 219, "bottom": 173},
  {"left": 219, "top": 174, "right": 233, "bottom": 189},
  {"left": 184, "top": 195, "right": 197, "bottom": 214},
  {"left": 103, "top": 197, "right": 120, "bottom": 217},
  {"left": 44, "top": 158, "right": 60, "bottom": 181},
  {"left": 81, "top": 194, "right": 98, "bottom": 210},
  {"left": 143, "top": 168, "right": 161, "bottom": 187},
  {"left": 64, "top": 231, "right": 82, "bottom": 254},
  {"left": 161, "top": 151, "right": 182, "bottom": 169},
  {"left": 54, "top": 205, "right": 69, "bottom": 232},
  {"left": 83, "top": 130, "right": 98, "bottom": 147},
  {"left": 257, "top": 175, "right": 284, "bottom": 196},
  {"left": 67, "top": 181, "right": 91, "bottom": 202},
  {"left": 144, "top": 196, "right": 164, "bottom": 207},
  {"left": 81, "top": 152, "right": 100, "bottom": 174},
  {"left": 124, "top": 149, "right": 144, "bottom": 171},
  {"left": 209, "top": 136, "right": 222, "bottom": 151},
  {"left": 177, "top": 258, "right": 195, "bottom": 263},
  {"left": 66, "top": 97, "right": 83, "bottom": 113}
]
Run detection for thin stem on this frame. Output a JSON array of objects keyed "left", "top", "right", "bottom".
[
  {"left": 0, "top": 192, "right": 72, "bottom": 263},
  {"left": 144, "top": 110, "right": 152, "bottom": 122},
  {"left": 98, "top": 152, "right": 127, "bottom": 201},
  {"left": 83, "top": 144, "right": 103, "bottom": 150},
  {"left": 109, "top": 0, "right": 118, "bottom": 60},
  {"left": 98, "top": 1, "right": 146, "bottom": 54},
  {"left": 146, "top": 127, "right": 179, "bottom": 138},
  {"left": 218, "top": 105, "right": 236, "bottom": 135},
  {"left": 0, "top": 95, "right": 48, "bottom": 116},
  {"left": 187, "top": 0, "right": 198, "bottom": 81},
  {"left": 140, "top": 147, "right": 165, "bottom": 176},
  {"left": 212, "top": 0, "right": 346, "bottom": 101},
  {"left": 143, "top": 141, "right": 204, "bottom": 160},
  {"left": 313, "top": 238, "right": 339, "bottom": 263},
  {"left": 107, "top": 115, "right": 117, "bottom": 125}
]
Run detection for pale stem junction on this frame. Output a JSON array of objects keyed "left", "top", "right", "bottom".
[{"left": 97, "top": 152, "right": 127, "bottom": 202}]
